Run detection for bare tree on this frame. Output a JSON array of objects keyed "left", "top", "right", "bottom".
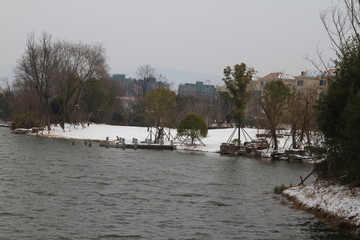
[
  {"left": 15, "top": 32, "right": 109, "bottom": 130},
  {"left": 286, "top": 88, "right": 319, "bottom": 149},
  {"left": 260, "top": 80, "right": 291, "bottom": 150},
  {"left": 157, "top": 73, "right": 173, "bottom": 90},
  {"left": 136, "top": 64, "right": 156, "bottom": 96},
  {"left": 55, "top": 41, "right": 109, "bottom": 129},
  {"left": 298, "top": 89, "right": 319, "bottom": 146},
  {"left": 321, "top": 0, "right": 360, "bottom": 56},
  {"left": 136, "top": 64, "right": 156, "bottom": 80},
  {"left": 15, "top": 32, "right": 60, "bottom": 130}
]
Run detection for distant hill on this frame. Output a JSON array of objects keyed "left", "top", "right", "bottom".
[{"left": 124, "top": 67, "right": 223, "bottom": 91}]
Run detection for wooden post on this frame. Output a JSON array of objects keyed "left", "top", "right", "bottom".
[{"left": 122, "top": 138, "right": 126, "bottom": 150}]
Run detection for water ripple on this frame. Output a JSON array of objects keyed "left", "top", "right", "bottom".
[{"left": 0, "top": 127, "right": 355, "bottom": 240}]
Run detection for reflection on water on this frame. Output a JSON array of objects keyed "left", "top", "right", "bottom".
[{"left": 0, "top": 127, "right": 356, "bottom": 239}]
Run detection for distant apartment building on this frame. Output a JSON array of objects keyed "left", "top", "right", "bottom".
[
  {"left": 178, "top": 81, "right": 216, "bottom": 101},
  {"left": 251, "top": 71, "right": 329, "bottom": 92},
  {"left": 244, "top": 71, "right": 330, "bottom": 125},
  {"left": 112, "top": 74, "right": 170, "bottom": 97}
]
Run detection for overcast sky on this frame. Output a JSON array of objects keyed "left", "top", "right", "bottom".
[{"left": 1, "top": 0, "right": 339, "bottom": 84}]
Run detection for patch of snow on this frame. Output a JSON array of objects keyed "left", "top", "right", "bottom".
[
  {"left": 283, "top": 182, "right": 360, "bottom": 226},
  {"left": 36, "top": 124, "right": 294, "bottom": 153}
]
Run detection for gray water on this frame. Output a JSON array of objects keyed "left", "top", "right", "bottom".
[{"left": 0, "top": 127, "right": 356, "bottom": 240}]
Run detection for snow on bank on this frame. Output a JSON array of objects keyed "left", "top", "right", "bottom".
[
  {"left": 283, "top": 182, "right": 360, "bottom": 230},
  {"left": 38, "top": 123, "right": 290, "bottom": 153}
]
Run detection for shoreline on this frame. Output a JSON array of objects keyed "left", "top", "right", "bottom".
[
  {"left": 283, "top": 181, "right": 360, "bottom": 236},
  {"left": 21, "top": 123, "right": 271, "bottom": 154}
]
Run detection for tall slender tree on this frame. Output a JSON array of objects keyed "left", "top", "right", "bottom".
[
  {"left": 136, "top": 64, "right": 156, "bottom": 96},
  {"left": 15, "top": 32, "right": 60, "bottom": 131},
  {"left": 222, "top": 63, "right": 255, "bottom": 144},
  {"left": 260, "top": 80, "right": 291, "bottom": 150}
]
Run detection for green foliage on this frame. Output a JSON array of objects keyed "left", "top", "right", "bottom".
[
  {"left": 273, "top": 184, "right": 290, "bottom": 194},
  {"left": 317, "top": 39, "right": 360, "bottom": 181},
  {"left": 222, "top": 63, "right": 255, "bottom": 124},
  {"left": 260, "top": 80, "right": 291, "bottom": 150},
  {"left": 143, "top": 88, "right": 177, "bottom": 128},
  {"left": 262, "top": 80, "right": 292, "bottom": 117},
  {"left": 177, "top": 114, "right": 208, "bottom": 145},
  {"left": 81, "top": 80, "right": 115, "bottom": 122},
  {"left": 11, "top": 111, "right": 40, "bottom": 130}
]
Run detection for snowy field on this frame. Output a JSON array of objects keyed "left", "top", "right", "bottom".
[{"left": 38, "top": 123, "right": 292, "bottom": 153}]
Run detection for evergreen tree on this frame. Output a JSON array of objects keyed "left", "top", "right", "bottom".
[
  {"left": 317, "top": 39, "right": 360, "bottom": 181},
  {"left": 222, "top": 63, "right": 255, "bottom": 125},
  {"left": 177, "top": 114, "right": 208, "bottom": 145}
]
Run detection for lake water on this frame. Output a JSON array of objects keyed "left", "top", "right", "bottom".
[{"left": 0, "top": 127, "right": 356, "bottom": 239}]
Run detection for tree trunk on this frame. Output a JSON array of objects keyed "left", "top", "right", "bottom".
[
  {"left": 292, "top": 124, "right": 297, "bottom": 149},
  {"left": 271, "top": 127, "right": 278, "bottom": 150}
]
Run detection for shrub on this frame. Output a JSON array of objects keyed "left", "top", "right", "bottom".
[
  {"left": 273, "top": 184, "right": 289, "bottom": 194},
  {"left": 177, "top": 114, "right": 208, "bottom": 145},
  {"left": 11, "top": 111, "right": 41, "bottom": 130}
]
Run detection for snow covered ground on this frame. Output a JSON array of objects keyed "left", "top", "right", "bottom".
[
  {"left": 37, "top": 123, "right": 292, "bottom": 153},
  {"left": 283, "top": 182, "right": 360, "bottom": 232}
]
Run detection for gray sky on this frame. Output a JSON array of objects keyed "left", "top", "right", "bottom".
[{"left": 1, "top": 0, "right": 338, "bottom": 84}]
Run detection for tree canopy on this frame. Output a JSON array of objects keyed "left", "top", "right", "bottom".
[
  {"left": 142, "top": 88, "right": 177, "bottom": 142},
  {"left": 177, "top": 114, "right": 208, "bottom": 145},
  {"left": 317, "top": 39, "right": 360, "bottom": 181},
  {"left": 260, "top": 80, "right": 291, "bottom": 150},
  {"left": 14, "top": 32, "right": 109, "bottom": 130},
  {"left": 222, "top": 63, "right": 255, "bottom": 125},
  {"left": 315, "top": 0, "right": 360, "bottom": 182}
]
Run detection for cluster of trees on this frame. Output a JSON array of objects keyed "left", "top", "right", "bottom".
[
  {"left": 0, "top": 32, "right": 323, "bottom": 149},
  {"left": 5, "top": 33, "right": 109, "bottom": 131},
  {"left": 0, "top": 32, "right": 217, "bottom": 144},
  {"left": 315, "top": 0, "right": 360, "bottom": 183},
  {"left": 222, "top": 63, "right": 320, "bottom": 150}
]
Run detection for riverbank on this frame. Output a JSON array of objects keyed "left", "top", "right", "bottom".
[
  {"left": 283, "top": 181, "right": 360, "bottom": 235},
  {"left": 30, "top": 123, "right": 287, "bottom": 153}
]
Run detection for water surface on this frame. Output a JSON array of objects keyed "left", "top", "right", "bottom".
[{"left": 0, "top": 127, "right": 356, "bottom": 239}]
